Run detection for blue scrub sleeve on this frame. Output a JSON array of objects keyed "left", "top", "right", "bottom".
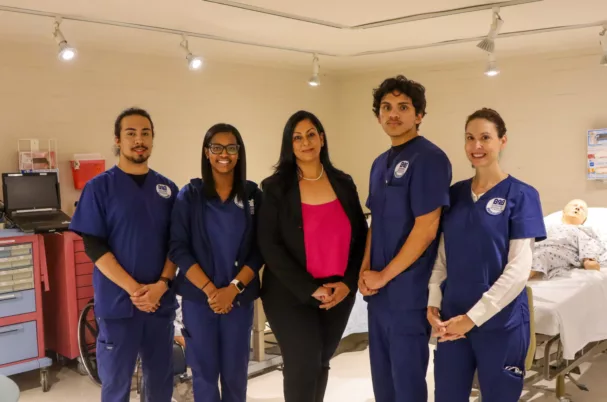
[
  {"left": 410, "top": 151, "right": 452, "bottom": 218},
  {"left": 168, "top": 186, "right": 199, "bottom": 274},
  {"left": 509, "top": 186, "right": 547, "bottom": 241},
  {"left": 69, "top": 181, "right": 108, "bottom": 238},
  {"left": 365, "top": 159, "right": 377, "bottom": 210},
  {"left": 244, "top": 189, "right": 264, "bottom": 273}
]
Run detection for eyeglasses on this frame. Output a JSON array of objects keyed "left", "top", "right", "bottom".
[{"left": 208, "top": 143, "right": 240, "bottom": 155}]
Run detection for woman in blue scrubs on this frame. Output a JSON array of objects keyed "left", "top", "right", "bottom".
[
  {"left": 169, "top": 123, "right": 263, "bottom": 402},
  {"left": 428, "top": 108, "right": 547, "bottom": 402}
]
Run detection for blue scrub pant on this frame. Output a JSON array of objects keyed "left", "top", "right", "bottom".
[
  {"left": 368, "top": 296, "right": 431, "bottom": 402},
  {"left": 97, "top": 310, "right": 175, "bottom": 402},
  {"left": 434, "top": 322, "right": 530, "bottom": 402},
  {"left": 182, "top": 299, "right": 254, "bottom": 402}
]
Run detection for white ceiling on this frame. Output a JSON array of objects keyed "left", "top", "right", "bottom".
[{"left": 0, "top": 0, "right": 605, "bottom": 73}]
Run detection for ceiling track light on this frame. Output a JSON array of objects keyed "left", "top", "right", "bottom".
[
  {"left": 308, "top": 54, "right": 320, "bottom": 87},
  {"left": 180, "top": 35, "right": 203, "bottom": 70},
  {"left": 53, "top": 17, "right": 76, "bottom": 61},
  {"left": 600, "top": 26, "right": 607, "bottom": 66},
  {"left": 484, "top": 53, "right": 500, "bottom": 76},
  {"left": 477, "top": 7, "right": 503, "bottom": 54}
]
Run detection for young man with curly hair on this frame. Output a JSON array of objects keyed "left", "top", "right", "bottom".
[{"left": 359, "top": 75, "right": 452, "bottom": 402}]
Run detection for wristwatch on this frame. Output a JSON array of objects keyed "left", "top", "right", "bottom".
[{"left": 231, "top": 279, "right": 246, "bottom": 294}]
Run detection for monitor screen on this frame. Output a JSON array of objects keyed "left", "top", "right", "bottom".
[{"left": 2, "top": 173, "right": 60, "bottom": 212}]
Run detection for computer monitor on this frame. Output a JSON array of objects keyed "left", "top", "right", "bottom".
[{"left": 1, "top": 172, "right": 61, "bottom": 214}]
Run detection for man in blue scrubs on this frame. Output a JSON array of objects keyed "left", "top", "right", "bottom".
[
  {"left": 359, "top": 75, "right": 452, "bottom": 402},
  {"left": 70, "top": 108, "right": 179, "bottom": 402}
]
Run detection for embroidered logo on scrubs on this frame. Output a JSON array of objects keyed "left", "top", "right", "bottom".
[
  {"left": 394, "top": 160, "right": 409, "bottom": 178},
  {"left": 486, "top": 198, "right": 507, "bottom": 215},
  {"left": 248, "top": 199, "right": 255, "bottom": 215},
  {"left": 156, "top": 184, "right": 172, "bottom": 199},
  {"left": 234, "top": 196, "right": 244, "bottom": 209}
]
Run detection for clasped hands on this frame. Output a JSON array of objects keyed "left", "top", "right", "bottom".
[
  {"left": 205, "top": 283, "right": 239, "bottom": 314},
  {"left": 130, "top": 281, "right": 168, "bottom": 313},
  {"left": 427, "top": 307, "right": 475, "bottom": 342},
  {"left": 358, "top": 268, "right": 388, "bottom": 296},
  {"left": 312, "top": 282, "right": 350, "bottom": 310}
]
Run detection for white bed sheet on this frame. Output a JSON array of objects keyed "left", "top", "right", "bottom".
[
  {"left": 528, "top": 268, "right": 607, "bottom": 359},
  {"left": 342, "top": 291, "right": 368, "bottom": 338}
]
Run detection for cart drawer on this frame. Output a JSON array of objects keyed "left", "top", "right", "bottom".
[
  {"left": 0, "top": 244, "right": 32, "bottom": 258},
  {"left": 77, "top": 286, "right": 94, "bottom": 299},
  {"left": 76, "top": 262, "right": 94, "bottom": 276},
  {"left": 75, "top": 252, "right": 91, "bottom": 264},
  {"left": 74, "top": 240, "right": 85, "bottom": 252},
  {"left": 0, "top": 321, "right": 38, "bottom": 365},
  {"left": 0, "top": 290, "right": 36, "bottom": 319},
  {"left": 76, "top": 274, "right": 92, "bottom": 288}
]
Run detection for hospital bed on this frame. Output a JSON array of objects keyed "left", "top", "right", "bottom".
[
  {"left": 353, "top": 210, "right": 607, "bottom": 401},
  {"left": 518, "top": 207, "right": 607, "bottom": 402}
]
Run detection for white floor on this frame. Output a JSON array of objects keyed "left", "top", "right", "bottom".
[{"left": 12, "top": 346, "right": 607, "bottom": 402}]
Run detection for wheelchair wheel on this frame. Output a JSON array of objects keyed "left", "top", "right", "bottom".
[{"left": 78, "top": 299, "right": 101, "bottom": 386}]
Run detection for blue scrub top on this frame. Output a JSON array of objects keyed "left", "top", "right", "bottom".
[
  {"left": 366, "top": 136, "right": 452, "bottom": 310},
  {"left": 441, "top": 176, "right": 546, "bottom": 331},
  {"left": 205, "top": 197, "right": 246, "bottom": 288},
  {"left": 169, "top": 179, "right": 263, "bottom": 306},
  {"left": 69, "top": 166, "right": 179, "bottom": 319}
]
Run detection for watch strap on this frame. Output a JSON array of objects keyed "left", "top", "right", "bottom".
[{"left": 231, "top": 279, "right": 245, "bottom": 294}]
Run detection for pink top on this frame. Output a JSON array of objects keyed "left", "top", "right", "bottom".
[{"left": 301, "top": 199, "right": 352, "bottom": 279}]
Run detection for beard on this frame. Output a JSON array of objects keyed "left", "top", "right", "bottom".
[{"left": 123, "top": 151, "right": 150, "bottom": 164}]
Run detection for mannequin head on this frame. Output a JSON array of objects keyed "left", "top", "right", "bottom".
[{"left": 562, "top": 199, "right": 588, "bottom": 225}]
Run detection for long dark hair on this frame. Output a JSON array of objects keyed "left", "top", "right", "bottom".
[
  {"left": 269, "top": 110, "right": 346, "bottom": 190},
  {"left": 201, "top": 123, "right": 247, "bottom": 201}
]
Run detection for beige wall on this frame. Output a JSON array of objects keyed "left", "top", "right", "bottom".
[
  {"left": 333, "top": 50, "right": 607, "bottom": 216},
  {"left": 0, "top": 41, "right": 339, "bottom": 214},
  {"left": 1, "top": 42, "right": 606, "bottom": 218}
]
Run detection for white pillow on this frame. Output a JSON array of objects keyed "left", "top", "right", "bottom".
[{"left": 544, "top": 208, "right": 607, "bottom": 240}]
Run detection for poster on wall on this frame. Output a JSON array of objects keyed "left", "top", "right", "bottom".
[{"left": 587, "top": 128, "right": 607, "bottom": 180}]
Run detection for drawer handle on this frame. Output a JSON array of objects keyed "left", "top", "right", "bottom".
[
  {"left": 0, "top": 325, "right": 22, "bottom": 335},
  {"left": 0, "top": 294, "right": 18, "bottom": 302}
]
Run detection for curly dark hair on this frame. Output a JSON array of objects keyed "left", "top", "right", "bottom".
[
  {"left": 465, "top": 108, "right": 507, "bottom": 138},
  {"left": 372, "top": 75, "right": 427, "bottom": 129}
]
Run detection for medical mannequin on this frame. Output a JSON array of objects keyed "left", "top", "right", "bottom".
[
  {"left": 428, "top": 108, "right": 547, "bottom": 402},
  {"left": 529, "top": 199, "right": 605, "bottom": 279}
]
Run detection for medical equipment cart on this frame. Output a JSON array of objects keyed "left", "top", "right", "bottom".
[
  {"left": 0, "top": 230, "right": 52, "bottom": 391},
  {"left": 42, "top": 231, "right": 94, "bottom": 374}
]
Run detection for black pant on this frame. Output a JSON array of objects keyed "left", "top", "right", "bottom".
[{"left": 262, "top": 278, "right": 355, "bottom": 402}]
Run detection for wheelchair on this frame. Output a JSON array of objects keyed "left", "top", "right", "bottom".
[{"left": 77, "top": 299, "right": 190, "bottom": 401}]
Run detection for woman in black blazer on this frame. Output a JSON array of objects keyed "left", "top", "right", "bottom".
[{"left": 258, "top": 110, "right": 368, "bottom": 402}]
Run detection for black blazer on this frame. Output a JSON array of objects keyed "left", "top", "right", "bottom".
[{"left": 257, "top": 169, "right": 368, "bottom": 307}]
